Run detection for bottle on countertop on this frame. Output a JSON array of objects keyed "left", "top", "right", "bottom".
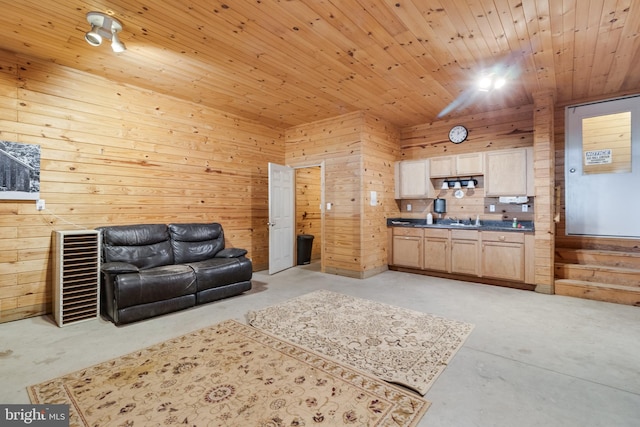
[
  {"left": 512, "top": 217, "right": 518, "bottom": 228},
  {"left": 426, "top": 212, "right": 433, "bottom": 225},
  {"left": 475, "top": 215, "right": 481, "bottom": 226}
]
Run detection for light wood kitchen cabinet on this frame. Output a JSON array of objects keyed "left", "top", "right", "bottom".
[
  {"left": 392, "top": 227, "right": 423, "bottom": 269},
  {"left": 455, "top": 152, "right": 483, "bottom": 175},
  {"left": 429, "top": 153, "right": 483, "bottom": 178},
  {"left": 389, "top": 224, "right": 533, "bottom": 286},
  {"left": 423, "top": 228, "right": 450, "bottom": 272},
  {"left": 480, "top": 231, "right": 525, "bottom": 281},
  {"left": 429, "top": 156, "right": 455, "bottom": 177},
  {"left": 450, "top": 229, "right": 479, "bottom": 275},
  {"left": 484, "top": 148, "right": 533, "bottom": 196},
  {"left": 394, "top": 159, "right": 435, "bottom": 199}
]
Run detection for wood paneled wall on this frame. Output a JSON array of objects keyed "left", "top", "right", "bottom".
[
  {"left": 295, "top": 166, "right": 321, "bottom": 261},
  {"left": 361, "top": 114, "right": 401, "bottom": 276},
  {"left": 532, "top": 90, "right": 556, "bottom": 294},
  {"left": 285, "top": 111, "right": 400, "bottom": 278},
  {"left": 399, "top": 105, "right": 535, "bottom": 221},
  {"left": 0, "top": 52, "right": 283, "bottom": 323}
]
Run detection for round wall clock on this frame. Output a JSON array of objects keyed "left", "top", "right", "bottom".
[{"left": 448, "top": 125, "right": 468, "bottom": 144}]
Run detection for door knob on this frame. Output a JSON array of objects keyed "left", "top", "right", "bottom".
[
  {"left": 569, "top": 168, "right": 576, "bottom": 173},
  {"left": 267, "top": 222, "right": 275, "bottom": 227}
]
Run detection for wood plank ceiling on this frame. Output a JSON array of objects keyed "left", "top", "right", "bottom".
[{"left": 0, "top": 0, "right": 638, "bottom": 128}]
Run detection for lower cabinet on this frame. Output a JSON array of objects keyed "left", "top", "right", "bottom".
[
  {"left": 392, "top": 228, "right": 423, "bottom": 269},
  {"left": 480, "top": 231, "right": 525, "bottom": 281},
  {"left": 391, "top": 226, "right": 532, "bottom": 285},
  {"left": 423, "top": 228, "right": 449, "bottom": 272},
  {"left": 450, "top": 230, "right": 479, "bottom": 276}
]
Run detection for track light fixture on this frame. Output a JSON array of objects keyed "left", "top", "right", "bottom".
[{"left": 85, "top": 12, "right": 126, "bottom": 53}]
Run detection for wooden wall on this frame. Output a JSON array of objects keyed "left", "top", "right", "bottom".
[
  {"left": 0, "top": 52, "right": 284, "bottom": 323},
  {"left": 295, "top": 166, "right": 322, "bottom": 261},
  {"left": 399, "top": 105, "right": 535, "bottom": 222},
  {"left": 361, "top": 114, "right": 401, "bottom": 276},
  {"left": 285, "top": 111, "right": 400, "bottom": 278},
  {"left": 532, "top": 90, "right": 556, "bottom": 294}
]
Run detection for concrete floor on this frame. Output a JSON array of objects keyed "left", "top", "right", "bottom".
[{"left": 1, "top": 263, "right": 639, "bottom": 426}]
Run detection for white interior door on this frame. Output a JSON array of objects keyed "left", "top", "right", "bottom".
[
  {"left": 268, "top": 163, "right": 295, "bottom": 274},
  {"left": 565, "top": 95, "right": 640, "bottom": 238}
]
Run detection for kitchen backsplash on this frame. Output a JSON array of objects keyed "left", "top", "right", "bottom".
[{"left": 396, "top": 176, "right": 535, "bottom": 222}]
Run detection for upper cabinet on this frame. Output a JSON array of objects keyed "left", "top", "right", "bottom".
[
  {"left": 429, "top": 152, "right": 483, "bottom": 178},
  {"left": 484, "top": 148, "right": 533, "bottom": 197},
  {"left": 429, "top": 156, "right": 455, "bottom": 177},
  {"left": 394, "top": 159, "right": 435, "bottom": 199},
  {"left": 396, "top": 148, "right": 532, "bottom": 199},
  {"left": 456, "top": 153, "right": 484, "bottom": 175}
]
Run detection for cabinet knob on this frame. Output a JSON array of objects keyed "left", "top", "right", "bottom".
[{"left": 499, "top": 235, "right": 506, "bottom": 241}]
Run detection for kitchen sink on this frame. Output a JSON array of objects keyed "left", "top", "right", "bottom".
[{"left": 448, "top": 223, "right": 478, "bottom": 227}]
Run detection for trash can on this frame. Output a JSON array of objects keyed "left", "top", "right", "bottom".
[{"left": 296, "top": 234, "right": 314, "bottom": 265}]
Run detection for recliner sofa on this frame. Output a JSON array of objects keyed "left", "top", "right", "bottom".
[{"left": 97, "top": 222, "right": 252, "bottom": 325}]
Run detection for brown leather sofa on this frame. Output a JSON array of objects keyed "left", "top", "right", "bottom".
[{"left": 97, "top": 222, "right": 252, "bottom": 325}]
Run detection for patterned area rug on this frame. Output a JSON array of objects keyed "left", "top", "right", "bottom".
[
  {"left": 28, "top": 319, "right": 429, "bottom": 427},
  {"left": 248, "top": 290, "right": 474, "bottom": 395}
]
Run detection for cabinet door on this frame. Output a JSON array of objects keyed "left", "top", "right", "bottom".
[
  {"left": 423, "top": 229, "right": 450, "bottom": 272},
  {"left": 395, "top": 160, "right": 433, "bottom": 198},
  {"left": 424, "top": 237, "right": 449, "bottom": 271},
  {"left": 481, "top": 241, "right": 525, "bottom": 281},
  {"left": 484, "top": 149, "right": 528, "bottom": 196},
  {"left": 429, "top": 156, "right": 455, "bottom": 178},
  {"left": 456, "top": 152, "right": 484, "bottom": 175},
  {"left": 392, "top": 236, "right": 422, "bottom": 268},
  {"left": 451, "top": 239, "right": 479, "bottom": 275}
]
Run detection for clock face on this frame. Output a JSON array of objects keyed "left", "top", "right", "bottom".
[{"left": 449, "top": 125, "right": 468, "bottom": 144}]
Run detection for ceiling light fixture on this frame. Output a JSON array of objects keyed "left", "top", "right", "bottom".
[
  {"left": 85, "top": 12, "right": 126, "bottom": 53},
  {"left": 478, "top": 73, "right": 506, "bottom": 92}
]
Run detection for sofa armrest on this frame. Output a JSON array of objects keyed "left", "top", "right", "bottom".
[
  {"left": 215, "top": 248, "right": 248, "bottom": 258},
  {"left": 101, "top": 262, "right": 140, "bottom": 274}
]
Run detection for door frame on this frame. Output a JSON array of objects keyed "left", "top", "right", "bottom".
[
  {"left": 294, "top": 162, "right": 325, "bottom": 272},
  {"left": 565, "top": 95, "right": 640, "bottom": 238}
]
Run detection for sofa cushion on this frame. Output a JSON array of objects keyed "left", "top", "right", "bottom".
[
  {"left": 99, "top": 224, "right": 174, "bottom": 269},
  {"left": 186, "top": 257, "right": 253, "bottom": 291},
  {"left": 114, "top": 265, "right": 197, "bottom": 308},
  {"left": 215, "top": 248, "right": 248, "bottom": 258},
  {"left": 168, "top": 223, "right": 225, "bottom": 264}
]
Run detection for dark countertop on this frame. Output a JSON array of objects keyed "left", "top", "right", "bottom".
[{"left": 387, "top": 217, "right": 534, "bottom": 232}]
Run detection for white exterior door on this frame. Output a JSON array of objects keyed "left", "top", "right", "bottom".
[
  {"left": 565, "top": 95, "right": 640, "bottom": 238},
  {"left": 268, "top": 163, "right": 295, "bottom": 274}
]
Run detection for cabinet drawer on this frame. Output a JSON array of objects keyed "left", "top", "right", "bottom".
[
  {"left": 481, "top": 231, "right": 524, "bottom": 243},
  {"left": 393, "top": 227, "right": 423, "bottom": 237},
  {"left": 423, "top": 228, "right": 449, "bottom": 238},
  {"left": 451, "top": 229, "right": 478, "bottom": 240}
]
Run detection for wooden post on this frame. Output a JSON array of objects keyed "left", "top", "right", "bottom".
[{"left": 532, "top": 90, "right": 556, "bottom": 294}]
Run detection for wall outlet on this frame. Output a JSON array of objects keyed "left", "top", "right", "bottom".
[
  {"left": 521, "top": 204, "right": 528, "bottom": 212},
  {"left": 489, "top": 204, "right": 495, "bottom": 212},
  {"left": 407, "top": 203, "right": 412, "bottom": 211},
  {"left": 36, "top": 199, "right": 45, "bottom": 211}
]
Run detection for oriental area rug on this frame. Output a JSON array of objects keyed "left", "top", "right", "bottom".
[
  {"left": 28, "top": 319, "right": 429, "bottom": 427},
  {"left": 248, "top": 290, "right": 474, "bottom": 395}
]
